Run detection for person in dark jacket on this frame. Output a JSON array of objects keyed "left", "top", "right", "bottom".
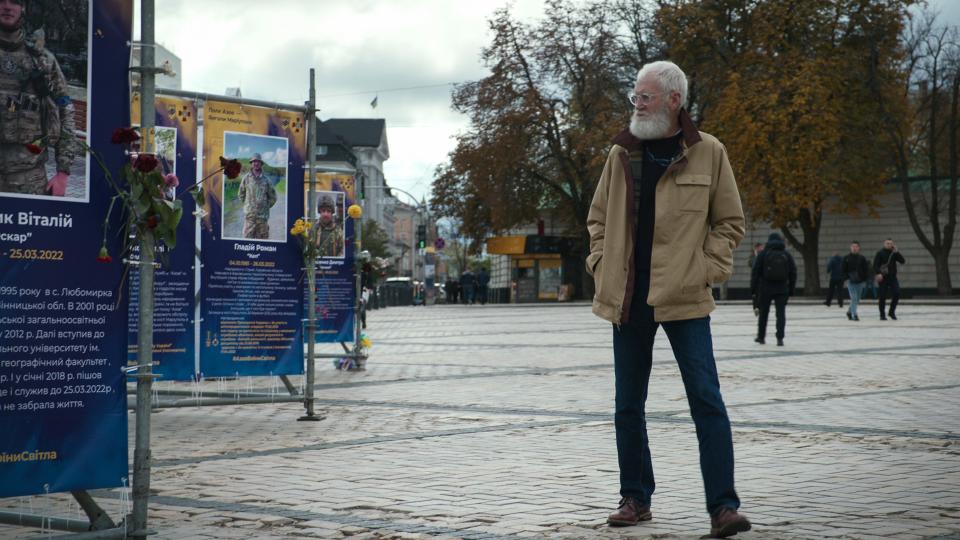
[
  {"left": 460, "top": 270, "right": 476, "bottom": 304},
  {"left": 748, "top": 243, "right": 764, "bottom": 316},
  {"left": 750, "top": 233, "right": 797, "bottom": 346},
  {"left": 476, "top": 268, "right": 490, "bottom": 305},
  {"left": 841, "top": 241, "right": 870, "bottom": 321},
  {"left": 824, "top": 252, "right": 844, "bottom": 308},
  {"left": 873, "top": 238, "right": 905, "bottom": 320}
]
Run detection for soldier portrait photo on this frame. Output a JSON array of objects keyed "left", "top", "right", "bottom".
[
  {"left": 0, "top": 0, "right": 86, "bottom": 199},
  {"left": 237, "top": 152, "right": 276, "bottom": 239},
  {"left": 220, "top": 131, "right": 288, "bottom": 242},
  {"left": 316, "top": 190, "right": 344, "bottom": 259}
]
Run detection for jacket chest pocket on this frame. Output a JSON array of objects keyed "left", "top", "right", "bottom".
[{"left": 672, "top": 174, "right": 711, "bottom": 213}]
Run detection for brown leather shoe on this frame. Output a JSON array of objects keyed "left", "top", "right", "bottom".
[
  {"left": 607, "top": 497, "right": 652, "bottom": 527},
  {"left": 709, "top": 506, "right": 751, "bottom": 538}
]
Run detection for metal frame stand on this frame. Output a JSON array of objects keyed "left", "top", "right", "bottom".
[
  {"left": 299, "top": 69, "right": 321, "bottom": 422},
  {"left": 0, "top": 490, "right": 127, "bottom": 537},
  {"left": 279, "top": 374, "right": 299, "bottom": 396},
  {"left": 128, "top": 2, "right": 157, "bottom": 537}
]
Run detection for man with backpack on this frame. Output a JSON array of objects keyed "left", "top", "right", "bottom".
[{"left": 750, "top": 233, "right": 797, "bottom": 346}]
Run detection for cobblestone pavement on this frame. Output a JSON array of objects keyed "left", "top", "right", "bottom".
[{"left": 3, "top": 302, "right": 959, "bottom": 539}]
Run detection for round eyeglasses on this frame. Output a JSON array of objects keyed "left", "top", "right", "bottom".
[{"left": 628, "top": 92, "right": 661, "bottom": 106}]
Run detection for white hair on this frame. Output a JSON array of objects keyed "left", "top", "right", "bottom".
[{"left": 636, "top": 61, "right": 688, "bottom": 109}]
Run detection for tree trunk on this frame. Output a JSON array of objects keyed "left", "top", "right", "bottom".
[
  {"left": 799, "top": 241, "right": 821, "bottom": 297},
  {"left": 782, "top": 208, "right": 822, "bottom": 296},
  {"left": 935, "top": 251, "right": 954, "bottom": 295}
]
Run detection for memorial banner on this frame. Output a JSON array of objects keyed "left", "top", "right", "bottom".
[
  {"left": 198, "top": 101, "right": 305, "bottom": 377},
  {"left": 127, "top": 94, "right": 198, "bottom": 381},
  {"left": 0, "top": 0, "right": 132, "bottom": 498},
  {"left": 308, "top": 173, "right": 356, "bottom": 343}
]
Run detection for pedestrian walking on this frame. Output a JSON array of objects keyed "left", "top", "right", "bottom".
[
  {"left": 824, "top": 252, "right": 844, "bottom": 308},
  {"left": 477, "top": 267, "right": 490, "bottom": 305},
  {"left": 841, "top": 241, "right": 870, "bottom": 321},
  {"left": 750, "top": 233, "right": 797, "bottom": 346},
  {"left": 748, "top": 243, "right": 763, "bottom": 317},
  {"left": 460, "top": 270, "right": 476, "bottom": 304},
  {"left": 444, "top": 278, "right": 455, "bottom": 305},
  {"left": 747, "top": 243, "right": 763, "bottom": 272},
  {"left": 873, "top": 238, "right": 905, "bottom": 320},
  {"left": 450, "top": 279, "right": 460, "bottom": 304},
  {"left": 586, "top": 60, "right": 751, "bottom": 538}
]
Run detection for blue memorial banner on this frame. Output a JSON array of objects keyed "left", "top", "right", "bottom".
[
  {"left": 0, "top": 0, "right": 132, "bottom": 498},
  {"left": 197, "top": 100, "right": 305, "bottom": 377},
  {"left": 127, "top": 95, "right": 199, "bottom": 382},
  {"left": 309, "top": 173, "right": 357, "bottom": 343}
]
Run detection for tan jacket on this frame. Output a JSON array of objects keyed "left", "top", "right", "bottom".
[{"left": 586, "top": 110, "right": 745, "bottom": 323}]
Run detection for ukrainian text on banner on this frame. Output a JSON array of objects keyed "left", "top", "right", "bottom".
[
  {"left": 127, "top": 94, "right": 198, "bottom": 381},
  {"left": 309, "top": 173, "right": 356, "bottom": 342},
  {"left": 0, "top": 0, "right": 131, "bottom": 498},
  {"left": 198, "top": 100, "right": 305, "bottom": 377}
]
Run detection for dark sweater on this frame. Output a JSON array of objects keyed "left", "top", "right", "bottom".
[
  {"left": 842, "top": 253, "right": 869, "bottom": 283},
  {"left": 826, "top": 254, "right": 844, "bottom": 281},
  {"left": 630, "top": 132, "right": 682, "bottom": 277},
  {"left": 873, "top": 249, "right": 905, "bottom": 277}
]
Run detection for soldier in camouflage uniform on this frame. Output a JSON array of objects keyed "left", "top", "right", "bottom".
[
  {"left": 0, "top": 0, "right": 77, "bottom": 196},
  {"left": 317, "top": 194, "right": 344, "bottom": 258},
  {"left": 237, "top": 152, "right": 277, "bottom": 239}
]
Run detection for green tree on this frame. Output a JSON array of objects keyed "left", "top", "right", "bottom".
[
  {"left": 658, "top": 0, "right": 913, "bottom": 294},
  {"left": 432, "top": 0, "right": 657, "bottom": 296},
  {"left": 361, "top": 219, "right": 392, "bottom": 260}
]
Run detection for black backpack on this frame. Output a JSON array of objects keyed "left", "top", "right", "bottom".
[{"left": 764, "top": 250, "right": 789, "bottom": 282}]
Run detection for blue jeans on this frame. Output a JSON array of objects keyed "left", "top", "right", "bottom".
[
  {"left": 612, "top": 275, "right": 740, "bottom": 515},
  {"left": 847, "top": 281, "right": 865, "bottom": 318}
]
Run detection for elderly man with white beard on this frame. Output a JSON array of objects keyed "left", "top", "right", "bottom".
[{"left": 586, "top": 61, "right": 750, "bottom": 537}]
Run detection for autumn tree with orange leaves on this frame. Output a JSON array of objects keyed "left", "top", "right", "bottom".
[
  {"left": 658, "top": 0, "right": 913, "bottom": 294},
  {"left": 432, "top": 0, "right": 658, "bottom": 297}
]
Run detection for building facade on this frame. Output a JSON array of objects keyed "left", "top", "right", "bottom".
[
  {"left": 316, "top": 119, "right": 393, "bottom": 239},
  {"left": 131, "top": 43, "right": 182, "bottom": 90}
]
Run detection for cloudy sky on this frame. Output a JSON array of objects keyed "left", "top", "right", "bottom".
[{"left": 141, "top": 0, "right": 960, "bottom": 204}]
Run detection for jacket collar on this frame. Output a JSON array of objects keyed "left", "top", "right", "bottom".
[{"left": 611, "top": 108, "right": 702, "bottom": 152}]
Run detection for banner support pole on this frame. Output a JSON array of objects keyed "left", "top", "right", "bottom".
[
  {"left": 130, "top": 0, "right": 157, "bottom": 537},
  {"left": 299, "top": 68, "right": 320, "bottom": 421}
]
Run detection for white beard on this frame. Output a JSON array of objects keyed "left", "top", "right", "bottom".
[{"left": 629, "top": 109, "right": 673, "bottom": 140}]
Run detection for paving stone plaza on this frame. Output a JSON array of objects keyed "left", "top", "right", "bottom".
[{"left": 2, "top": 300, "right": 959, "bottom": 539}]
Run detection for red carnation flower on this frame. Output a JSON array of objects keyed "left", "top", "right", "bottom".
[
  {"left": 111, "top": 127, "right": 140, "bottom": 144},
  {"left": 134, "top": 153, "right": 159, "bottom": 173},
  {"left": 25, "top": 143, "right": 43, "bottom": 154},
  {"left": 226, "top": 161, "right": 242, "bottom": 179},
  {"left": 96, "top": 246, "right": 113, "bottom": 263},
  {"left": 219, "top": 156, "right": 243, "bottom": 179}
]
